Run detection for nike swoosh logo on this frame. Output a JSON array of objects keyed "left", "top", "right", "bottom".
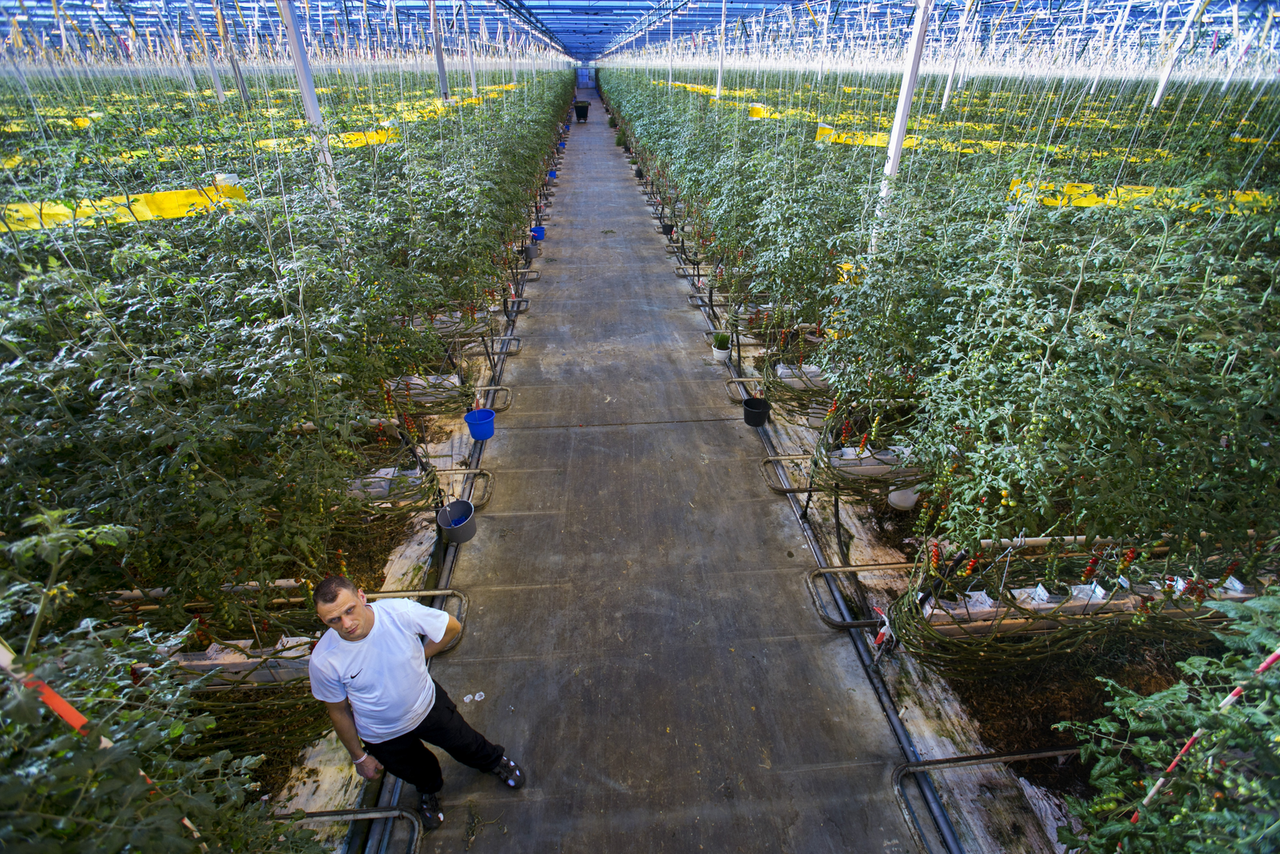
[{"left": 349, "top": 670, "right": 362, "bottom": 680}]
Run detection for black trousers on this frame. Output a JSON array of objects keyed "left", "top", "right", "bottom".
[{"left": 362, "top": 680, "right": 504, "bottom": 795}]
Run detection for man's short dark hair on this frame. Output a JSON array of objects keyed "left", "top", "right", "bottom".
[{"left": 315, "top": 575, "right": 359, "bottom": 605}]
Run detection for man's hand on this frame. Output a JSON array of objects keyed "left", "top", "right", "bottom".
[
  {"left": 422, "top": 614, "right": 462, "bottom": 659},
  {"left": 354, "top": 754, "right": 384, "bottom": 780},
  {"left": 326, "top": 700, "right": 384, "bottom": 779}
]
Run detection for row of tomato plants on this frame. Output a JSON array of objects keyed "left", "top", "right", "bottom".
[
  {"left": 602, "top": 64, "right": 1278, "bottom": 583},
  {"left": 601, "top": 64, "right": 1279, "bottom": 852},
  {"left": 0, "top": 68, "right": 573, "bottom": 852}
]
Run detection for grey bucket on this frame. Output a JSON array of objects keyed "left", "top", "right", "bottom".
[{"left": 437, "top": 499, "right": 477, "bottom": 543}]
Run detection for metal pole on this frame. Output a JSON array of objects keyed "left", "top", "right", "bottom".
[
  {"left": 668, "top": 7, "right": 674, "bottom": 85},
  {"left": 187, "top": 0, "right": 227, "bottom": 102},
  {"left": 460, "top": 0, "right": 478, "bottom": 97},
  {"left": 506, "top": 23, "right": 517, "bottom": 84},
  {"left": 427, "top": 0, "right": 449, "bottom": 100},
  {"left": 714, "top": 0, "right": 727, "bottom": 99},
  {"left": 215, "top": 0, "right": 252, "bottom": 104},
  {"left": 1152, "top": 0, "right": 1211, "bottom": 108},
  {"left": 816, "top": 0, "right": 832, "bottom": 80},
  {"left": 882, "top": 0, "right": 933, "bottom": 187},
  {"left": 275, "top": 0, "right": 339, "bottom": 202},
  {"left": 940, "top": 0, "right": 975, "bottom": 110}
]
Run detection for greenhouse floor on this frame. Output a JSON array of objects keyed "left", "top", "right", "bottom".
[{"left": 392, "top": 90, "right": 919, "bottom": 852}]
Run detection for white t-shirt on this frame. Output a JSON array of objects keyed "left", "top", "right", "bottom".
[{"left": 309, "top": 598, "right": 450, "bottom": 743}]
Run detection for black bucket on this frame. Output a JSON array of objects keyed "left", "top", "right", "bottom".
[
  {"left": 661, "top": 222, "right": 675, "bottom": 237},
  {"left": 634, "top": 166, "right": 644, "bottom": 179},
  {"left": 743, "top": 398, "right": 770, "bottom": 427},
  {"left": 437, "top": 499, "right": 477, "bottom": 543}
]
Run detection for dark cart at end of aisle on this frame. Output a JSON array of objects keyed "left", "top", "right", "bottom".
[{"left": 574, "top": 101, "right": 590, "bottom": 122}]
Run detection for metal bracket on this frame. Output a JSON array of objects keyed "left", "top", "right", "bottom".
[
  {"left": 804, "top": 568, "right": 885, "bottom": 629},
  {"left": 433, "top": 468, "right": 495, "bottom": 510},
  {"left": 689, "top": 294, "right": 733, "bottom": 309},
  {"left": 890, "top": 748, "right": 1081, "bottom": 854},
  {"left": 759, "top": 454, "right": 815, "bottom": 495},
  {"left": 473, "top": 385, "right": 513, "bottom": 412},
  {"left": 724, "top": 376, "right": 763, "bottom": 403},
  {"left": 290, "top": 808, "right": 422, "bottom": 854},
  {"left": 463, "top": 335, "right": 521, "bottom": 357}
]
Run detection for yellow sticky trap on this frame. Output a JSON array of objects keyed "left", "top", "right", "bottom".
[
  {"left": 815, "top": 125, "right": 893, "bottom": 147},
  {"left": 1008, "top": 179, "right": 1271, "bottom": 214},
  {"left": 2, "top": 183, "right": 247, "bottom": 232},
  {"left": 334, "top": 127, "right": 400, "bottom": 148},
  {"left": 748, "top": 103, "right": 770, "bottom": 121}
]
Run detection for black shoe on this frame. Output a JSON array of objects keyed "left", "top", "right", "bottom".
[
  {"left": 491, "top": 756, "right": 526, "bottom": 790},
  {"left": 419, "top": 792, "right": 444, "bottom": 830}
]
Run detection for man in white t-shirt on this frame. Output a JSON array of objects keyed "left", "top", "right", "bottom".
[{"left": 309, "top": 576, "right": 524, "bottom": 831}]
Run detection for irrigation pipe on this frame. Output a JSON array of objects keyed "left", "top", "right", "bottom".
[{"left": 707, "top": 315, "right": 963, "bottom": 854}]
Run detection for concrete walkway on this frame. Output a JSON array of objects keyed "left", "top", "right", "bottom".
[{"left": 422, "top": 89, "right": 918, "bottom": 853}]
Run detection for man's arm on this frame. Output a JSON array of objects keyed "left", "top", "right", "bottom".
[
  {"left": 325, "top": 700, "right": 383, "bottom": 780},
  {"left": 422, "top": 614, "right": 461, "bottom": 660}
]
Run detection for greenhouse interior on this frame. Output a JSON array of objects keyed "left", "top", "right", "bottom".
[{"left": 0, "top": 0, "right": 1278, "bottom": 850}]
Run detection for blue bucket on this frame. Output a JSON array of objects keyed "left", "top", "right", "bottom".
[
  {"left": 530, "top": 226, "right": 546, "bottom": 241},
  {"left": 549, "top": 169, "right": 557, "bottom": 179},
  {"left": 558, "top": 141, "right": 566, "bottom": 149},
  {"left": 464, "top": 408, "right": 496, "bottom": 441}
]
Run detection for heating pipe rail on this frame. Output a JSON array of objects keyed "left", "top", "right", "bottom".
[
  {"left": 297, "top": 808, "right": 422, "bottom": 854},
  {"left": 891, "top": 748, "right": 1082, "bottom": 840}
]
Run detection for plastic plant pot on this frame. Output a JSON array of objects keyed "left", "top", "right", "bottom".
[
  {"left": 437, "top": 500, "right": 477, "bottom": 544},
  {"left": 888, "top": 485, "right": 922, "bottom": 511},
  {"left": 530, "top": 226, "right": 546, "bottom": 241},
  {"left": 711, "top": 346, "right": 731, "bottom": 361},
  {"left": 661, "top": 222, "right": 675, "bottom": 237},
  {"left": 464, "top": 408, "right": 496, "bottom": 441},
  {"left": 549, "top": 169, "right": 557, "bottom": 180},
  {"left": 634, "top": 166, "right": 644, "bottom": 179},
  {"left": 743, "top": 398, "right": 770, "bottom": 427}
]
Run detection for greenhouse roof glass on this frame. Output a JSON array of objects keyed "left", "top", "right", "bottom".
[{"left": 13, "top": 0, "right": 1280, "bottom": 61}]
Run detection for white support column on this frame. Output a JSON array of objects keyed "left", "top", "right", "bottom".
[
  {"left": 882, "top": 0, "right": 933, "bottom": 188},
  {"left": 668, "top": 7, "right": 674, "bottom": 86},
  {"left": 426, "top": 0, "right": 449, "bottom": 100},
  {"left": 187, "top": 0, "right": 227, "bottom": 102},
  {"left": 816, "top": 0, "right": 832, "bottom": 80},
  {"left": 714, "top": 0, "right": 727, "bottom": 99},
  {"left": 1222, "top": 14, "right": 1266, "bottom": 90},
  {"left": 215, "top": 0, "right": 252, "bottom": 104},
  {"left": 461, "top": 0, "right": 478, "bottom": 97},
  {"left": 940, "top": 0, "right": 975, "bottom": 110},
  {"left": 275, "top": 0, "right": 338, "bottom": 200},
  {"left": 1152, "top": 0, "right": 1211, "bottom": 108}
]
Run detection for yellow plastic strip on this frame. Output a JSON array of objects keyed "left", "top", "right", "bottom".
[
  {"left": 1008, "top": 179, "right": 1272, "bottom": 214},
  {"left": 2, "top": 183, "right": 248, "bottom": 232}
]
